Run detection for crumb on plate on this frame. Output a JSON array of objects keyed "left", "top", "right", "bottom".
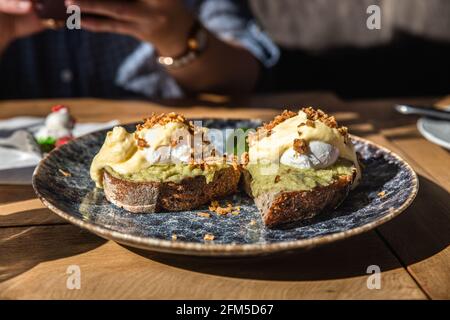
[
  {"left": 197, "top": 212, "right": 211, "bottom": 218},
  {"left": 204, "top": 233, "right": 215, "bottom": 241},
  {"left": 208, "top": 200, "right": 241, "bottom": 216},
  {"left": 58, "top": 169, "right": 71, "bottom": 177}
]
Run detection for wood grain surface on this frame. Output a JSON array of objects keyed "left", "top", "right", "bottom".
[{"left": 0, "top": 93, "right": 449, "bottom": 299}]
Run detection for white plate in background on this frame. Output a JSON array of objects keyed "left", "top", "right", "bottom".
[{"left": 417, "top": 107, "right": 450, "bottom": 150}]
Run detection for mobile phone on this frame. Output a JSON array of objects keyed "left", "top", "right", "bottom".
[
  {"left": 33, "top": 0, "right": 68, "bottom": 21},
  {"left": 33, "top": 0, "right": 136, "bottom": 22}
]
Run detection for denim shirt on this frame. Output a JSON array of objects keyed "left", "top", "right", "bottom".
[{"left": 0, "top": 0, "right": 279, "bottom": 99}]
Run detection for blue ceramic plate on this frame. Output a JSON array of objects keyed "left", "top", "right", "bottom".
[{"left": 33, "top": 119, "right": 418, "bottom": 256}]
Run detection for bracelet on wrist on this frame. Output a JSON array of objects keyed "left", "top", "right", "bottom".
[{"left": 157, "top": 20, "right": 208, "bottom": 69}]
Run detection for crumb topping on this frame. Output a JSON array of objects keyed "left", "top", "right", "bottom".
[
  {"left": 293, "top": 138, "right": 308, "bottom": 154},
  {"left": 170, "top": 139, "right": 178, "bottom": 147},
  {"left": 137, "top": 138, "right": 149, "bottom": 149},
  {"left": 189, "top": 159, "right": 210, "bottom": 170},
  {"left": 301, "top": 107, "right": 338, "bottom": 129},
  {"left": 305, "top": 119, "right": 315, "bottom": 128},
  {"left": 136, "top": 112, "right": 194, "bottom": 132},
  {"left": 323, "top": 116, "right": 338, "bottom": 129},
  {"left": 338, "top": 126, "right": 348, "bottom": 136},
  {"left": 252, "top": 107, "right": 349, "bottom": 144},
  {"left": 249, "top": 110, "right": 297, "bottom": 142},
  {"left": 133, "top": 112, "right": 233, "bottom": 166},
  {"left": 241, "top": 152, "right": 249, "bottom": 166},
  {"left": 134, "top": 132, "right": 150, "bottom": 149},
  {"left": 231, "top": 155, "right": 240, "bottom": 170},
  {"left": 257, "top": 110, "right": 297, "bottom": 135}
]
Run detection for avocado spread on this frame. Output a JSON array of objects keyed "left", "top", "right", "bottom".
[
  {"left": 246, "top": 159, "right": 354, "bottom": 197},
  {"left": 105, "top": 162, "right": 230, "bottom": 184}
]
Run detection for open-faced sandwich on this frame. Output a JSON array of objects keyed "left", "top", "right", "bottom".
[
  {"left": 90, "top": 113, "right": 241, "bottom": 213},
  {"left": 89, "top": 108, "right": 361, "bottom": 228},
  {"left": 243, "top": 107, "right": 362, "bottom": 228}
]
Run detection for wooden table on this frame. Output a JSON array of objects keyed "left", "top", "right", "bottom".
[{"left": 1, "top": 93, "right": 449, "bottom": 299}]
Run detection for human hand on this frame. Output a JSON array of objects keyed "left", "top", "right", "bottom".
[
  {"left": 0, "top": 0, "right": 45, "bottom": 48},
  {"left": 65, "top": 0, "right": 195, "bottom": 56}
]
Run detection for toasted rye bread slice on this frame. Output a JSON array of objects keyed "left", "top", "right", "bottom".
[
  {"left": 103, "top": 166, "right": 241, "bottom": 213},
  {"left": 242, "top": 170, "right": 354, "bottom": 228}
]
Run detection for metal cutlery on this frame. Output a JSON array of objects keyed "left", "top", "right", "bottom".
[
  {"left": 395, "top": 104, "right": 450, "bottom": 121},
  {"left": 0, "top": 130, "right": 42, "bottom": 156}
]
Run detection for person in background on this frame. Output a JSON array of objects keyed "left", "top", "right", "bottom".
[{"left": 0, "top": 0, "right": 279, "bottom": 99}]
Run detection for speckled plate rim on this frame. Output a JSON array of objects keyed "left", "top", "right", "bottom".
[{"left": 32, "top": 134, "right": 419, "bottom": 257}]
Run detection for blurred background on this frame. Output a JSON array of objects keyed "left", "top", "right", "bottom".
[
  {"left": 1, "top": 0, "right": 450, "bottom": 100},
  {"left": 250, "top": 0, "right": 450, "bottom": 98}
]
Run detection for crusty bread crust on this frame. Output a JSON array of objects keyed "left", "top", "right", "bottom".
[
  {"left": 243, "top": 170, "right": 353, "bottom": 228},
  {"left": 103, "top": 166, "right": 241, "bottom": 213}
]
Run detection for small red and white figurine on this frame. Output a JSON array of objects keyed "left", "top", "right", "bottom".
[{"left": 35, "top": 105, "right": 76, "bottom": 147}]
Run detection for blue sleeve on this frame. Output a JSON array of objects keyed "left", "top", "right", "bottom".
[{"left": 198, "top": 0, "right": 280, "bottom": 68}]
